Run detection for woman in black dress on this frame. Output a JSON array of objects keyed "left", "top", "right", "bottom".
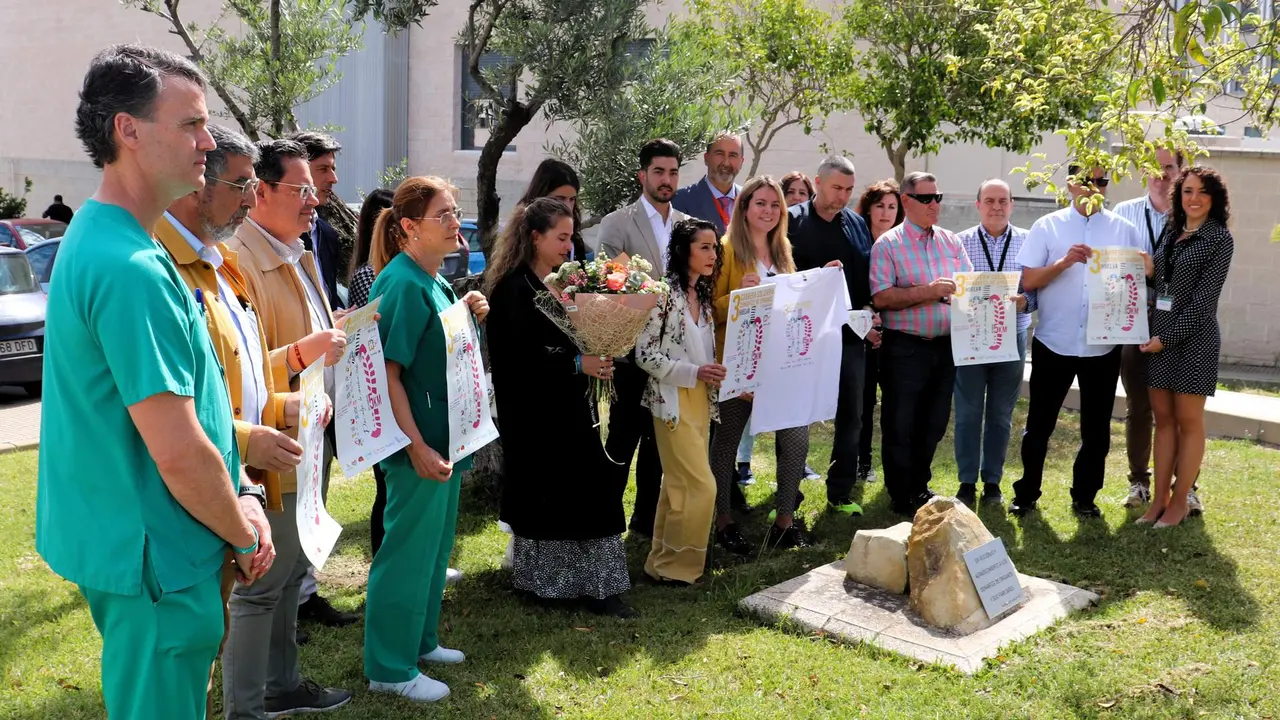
[
  {"left": 484, "top": 198, "right": 635, "bottom": 617},
  {"left": 1138, "top": 166, "right": 1234, "bottom": 528}
]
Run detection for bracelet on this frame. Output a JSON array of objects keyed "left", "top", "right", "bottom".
[
  {"left": 233, "top": 525, "right": 259, "bottom": 555},
  {"left": 291, "top": 343, "right": 305, "bottom": 371},
  {"left": 574, "top": 355, "right": 583, "bottom": 374}
]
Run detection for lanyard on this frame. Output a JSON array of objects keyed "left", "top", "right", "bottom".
[
  {"left": 1144, "top": 207, "right": 1161, "bottom": 254},
  {"left": 1163, "top": 225, "right": 1195, "bottom": 287},
  {"left": 712, "top": 195, "right": 732, "bottom": 230},
  {"left": 978, "top": 227, "right": 1012, "bottom": 272}
]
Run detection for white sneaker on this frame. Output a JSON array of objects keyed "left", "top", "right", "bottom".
[
  {"left": 1187, "top": 490, "right": 1204, "bottom": 516},
  {"left": 446, "top": 568, "right": 463, "bottom": 586},
  {"left": 420, "top": 646, "right": 465, "bottom": 664},
  {"left": 1123, "top": 482, "right": 1150, "bottom": 508},
  {"left": 369, "top": 674, "right": 450, "bottom": 702}
]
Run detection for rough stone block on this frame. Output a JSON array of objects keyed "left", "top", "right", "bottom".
[
  {"left": 845, "top": 521, "right": 913, "bottom": 594},
  {"left": 907, "top": 497, "right": 997, "bottom": 635}
]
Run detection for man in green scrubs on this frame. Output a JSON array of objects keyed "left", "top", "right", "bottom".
[{"left": 36, "top": 44, "right": 274, "bottom": 720}]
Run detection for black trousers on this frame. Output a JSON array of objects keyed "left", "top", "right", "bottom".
[
  {"left": 879, "top": 330, "right": 956, "bottom": 506},
  {"left": 1013, "top": 339, "right": 1122, "bottom": 506},
  {"left": 605, "top": 358, "right": 662, "bottom": 535},
  {"left": 826, "top": 338, "right": 866, "bottom": 503},
  {"left": 859, "top": 344, "right": 879, "bottom": 469},
  {"left": 370, "top": 464, "right": 388, "bottom": 556}
]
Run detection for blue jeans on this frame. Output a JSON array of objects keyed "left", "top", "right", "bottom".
[
  {"left": 736, "top": 421, "right": 754, "bottom": 464},
  {"left": 953, "top": 329, "right": 1027, "bottom": 486}
]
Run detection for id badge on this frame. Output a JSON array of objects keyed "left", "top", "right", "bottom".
[{"left": 1156, "top": 294, "right": 1173, "bottom": 312}]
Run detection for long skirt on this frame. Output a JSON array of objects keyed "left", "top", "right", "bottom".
[{"left": 646, "top": 384, "right": 716, "bottom": 584}]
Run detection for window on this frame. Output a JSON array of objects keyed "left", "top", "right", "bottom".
[
  {"left": 0, "top": 255, "right": 39, "bottom": 295},
  {"left": 460, "top": 51, "right": 517, "bottom": 152},
  {"left": 1226, "top": 0, "right": 1278, "bottom": 94},
  {"left": 0, "top": 227, "right": 15, "bottom": 248},
  {"left": 25, "top": 244, "right": 57, "bottom": 283}
]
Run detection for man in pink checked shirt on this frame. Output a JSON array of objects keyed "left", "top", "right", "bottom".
[{"left": 869, "top": 171, "right": 973, "bottom": 516}]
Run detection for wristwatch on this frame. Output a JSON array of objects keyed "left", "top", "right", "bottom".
[{"left": 238, "top": 482, "right": 267, "bottom": 510}]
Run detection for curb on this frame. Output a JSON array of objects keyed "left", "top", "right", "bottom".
[{"left": 0, "top": 440, "right": 38, "bottom": 456}]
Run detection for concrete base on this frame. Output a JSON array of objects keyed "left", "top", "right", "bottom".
[{"left": 739, "top": 561, "right": 1099, "bottom": 674}]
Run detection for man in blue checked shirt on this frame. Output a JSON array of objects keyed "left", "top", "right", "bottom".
[{"left": 952, "top": 179, "right": 1033, "bottom": 508}]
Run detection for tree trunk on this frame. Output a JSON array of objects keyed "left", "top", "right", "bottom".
[
  {"left": 476, "top": 101, "right": 535, "bottom": 256},
  {"left": 270, "top": 0, "right": 284, "bottom": 136},
  {"left": 886, "top": 143, "right": 908, "bottom": 184}
]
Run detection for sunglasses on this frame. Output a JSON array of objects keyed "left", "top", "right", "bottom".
[
  {"left": 905, "top": 193, "right": 944, "bottom": 205},
  {"left": 206, "top": 176, "right": 262, "bottom": 197}
]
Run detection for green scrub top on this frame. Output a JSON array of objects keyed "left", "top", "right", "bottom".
[
  {"left": 370, "top": 252, "right": 473, "bottom": 474},
  {"left": 36, "top": 200, "right": 238, "bottom": 596}
]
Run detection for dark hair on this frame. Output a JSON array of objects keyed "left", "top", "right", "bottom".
[
  {"left": 484, "top": 197, "right": 574, "bottom": 293},
  {"left": 666, "top": 218, "right": 722, "bottom": 312},
  {"left": 287, "top": 131, "right": 342, "bottom": 161},
  {"left": 350, "top": 188, "right": 394, "bottom": 281},
  {"left": 780, "top": 171, "right": 814, "bottom": 203},
  {"left": 516, "top": 159, "right": 583, "bottom": 248},
  {"left": 75, "top": 44, "right": 206, "bottom": 169},
  {"left": 371, "top": 176, "right": 456, "bottom": 272},
  {"left": 205, "top": 124, "right": 259, "bottom": 180},
  {"left": 856, "top": 179, "right": 904, "bottom": 233},
  {"left": 54, "top": 195, "right": 63, "bottom": 203},
  {"left": 254, "top": 139, "right": 309, "bottom": 184},
  {"left": 639, "top": 138, "right": 682, "bottom": 171},
  {"left": 1167, "top": 166, "right": 1230, "bottom": 238}
]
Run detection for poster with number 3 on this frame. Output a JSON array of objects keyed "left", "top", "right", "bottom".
[
  {"left": 440, "top": 300, "right": 500, "bottom": 463},
  {"left": 296, "top": 359, "right": 342, "bottom": 570},
  {"left": 1086, "top": 247, "right": 1150, "bottom": 345},
  {"left": 950, "top": 271, "right": 1021, "bottom": 366}
]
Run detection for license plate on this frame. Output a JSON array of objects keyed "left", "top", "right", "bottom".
[{"left": 0, "top": 339, "right": 37, "bottom": 357}]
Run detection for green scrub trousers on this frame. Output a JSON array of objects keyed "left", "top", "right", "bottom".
[
  {"left": 363, "top": 463, "right": 461, "bottom": 682},
  {"left": 81, "top": 557, "right": 224, "bottom": 720}
]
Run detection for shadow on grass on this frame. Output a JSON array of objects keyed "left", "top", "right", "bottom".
[{"left": 0, "top": 589, "right": 86, "bottom": 673}]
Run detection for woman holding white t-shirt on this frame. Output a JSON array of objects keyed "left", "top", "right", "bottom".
[{"left": 710, "top": 175, "right": 817, "bottom": 553}]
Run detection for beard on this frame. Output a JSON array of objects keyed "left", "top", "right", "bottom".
[{"left": 199, "top": 211, "right": 244, "bottom": 243}]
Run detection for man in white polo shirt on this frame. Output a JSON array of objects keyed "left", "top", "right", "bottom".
[{"left": 1010, "top": 163, "right": 1146, "bottom": 519}]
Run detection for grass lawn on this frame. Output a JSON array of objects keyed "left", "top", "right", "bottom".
[
  {"left": 1217, "top": 379, "right": 1280, "bottom": 399},
  {"left": 3, "top": 402, "right": 1280, "bottom": 719}
]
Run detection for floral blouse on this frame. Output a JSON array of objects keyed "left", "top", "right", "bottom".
[{"left": 636, "top": 287, "right": 720, "bottom": 430}]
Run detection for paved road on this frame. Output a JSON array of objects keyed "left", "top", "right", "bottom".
[{"left": 0, "top": 387, "right": 41, "bottom": 453}]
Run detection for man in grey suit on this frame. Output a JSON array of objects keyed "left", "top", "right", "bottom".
[
  {"left": 671, "top": 132, "right": 745, "bottom": 236},
  {"left": 597, "top": 138, "right": 689, "bottom": 536}
]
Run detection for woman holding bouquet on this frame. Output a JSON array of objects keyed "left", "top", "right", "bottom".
[
  {"left": 364, "top": 176, "right": 489, "bottom": 702},
  {"left": 710, "top": 176, "right": 813, "bottom": 553},
  {"left": 636, "top": 219, "right": 726, "bottom": 585},
  {"left": 485, "top": 198, "right": 636, "bottom": 618}
]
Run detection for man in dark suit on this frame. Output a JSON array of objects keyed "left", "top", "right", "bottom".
[
  {"left": 788, "top": 156, "right": 880, "bottom": 516},
  {"left": 289, "top": 131, "right": 348, "bottom": 311},
  {"left": 671, "top": 133, "right": 744, "bottom": 236}
]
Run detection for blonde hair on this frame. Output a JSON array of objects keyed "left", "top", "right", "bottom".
[
  {"left": 370, "top": 175, "right": 457, "bottom": 273},
  {"left": 723, "top": 175, "right": 794, "bottom": 274}
]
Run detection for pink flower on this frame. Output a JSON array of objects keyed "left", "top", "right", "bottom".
[{"left": 606, "top": 272, "right": 627, "bottom": 291}]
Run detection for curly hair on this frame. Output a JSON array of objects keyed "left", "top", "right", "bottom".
[
  {"left": 856, "top": 179, "right": 904, "bottom": 236},
  {"left": 665, "top": 218, "right": 722, "bottom": 312},
  {"left": 483, "top": 197, "right": 574, "bottom": 294},
  {"left": 1166, "top": 166, "right": 1230, "bottom": 241}
]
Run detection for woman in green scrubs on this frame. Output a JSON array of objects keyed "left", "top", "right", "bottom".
[{"left": 362, "top": 176, "right": 489, "bottom": 703}]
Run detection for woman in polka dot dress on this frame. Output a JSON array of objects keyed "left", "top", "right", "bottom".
[{"left": 1138, "top": 166, "right": 1234, "bottom": 528}]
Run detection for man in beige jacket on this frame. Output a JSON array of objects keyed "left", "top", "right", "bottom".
[{"left": 222, "top": 138, "right": 352, "bottom": 719}]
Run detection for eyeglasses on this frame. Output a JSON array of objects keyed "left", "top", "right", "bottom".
[
  {"left": 271, "top": 181, "right": 318, "bottom": 201},
  {"left": 905, "top": 193, "right": 944, "bottom": 205},
  {"left": 206, "top": 176, "right": 261, "bottom": 197},
  {"left": 415, "top": 207, "right": 462, "bottom": 225}
]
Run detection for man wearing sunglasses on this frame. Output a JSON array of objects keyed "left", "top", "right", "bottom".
[
  {"left": 1010, "top": 163, "right": 1145, "bottom": 520},
  {"left": 224, "top": 139, "right": 354, "bottom": 718},
  {"left": 869, "top": 171, "right": 973, "bottom": 516}
]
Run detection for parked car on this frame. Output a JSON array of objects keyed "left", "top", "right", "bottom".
[
  {"left": 25, "top": 239, "right": 59, "bottom": 294},
  {"left": 0, "top": 219, "right": 68, "bottom": 250},
  {"left": 461, "top": 220, "right": 485, "bottom": 276},
  {"left": 0, "top": 247, "right": 47, "bottom": 397}
]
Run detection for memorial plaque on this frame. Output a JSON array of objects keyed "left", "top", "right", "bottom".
[{"left": 963, "top": 537, "right": 1024, "bottom": 619}]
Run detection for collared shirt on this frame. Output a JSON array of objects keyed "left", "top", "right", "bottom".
[
  {"left": 956, "top": 223, "right": 1036, "bottom": 333},
  {"left": 166, "top": 213, "right": 267, "bottom": 426},
  {"left": 248, "top": 217, "right": 335, "bottom": 395},
  {"left": 640, "top": 194, "right": 675, "bottom": 263},
  {"left": 1016, "top": 206, "right": 1142, "bottom": 357},
  {"left": 1111, "top": 194, "right": 1169, "bottom": 255},
  {"left": 707, "top": 179, "right": 737, "bottom": 203},
  {"left": 870, "top": 220, "right": 972, "bottom": 338},
  {"left": 308, "top": 213, "right": 327, "bottom": 291}
]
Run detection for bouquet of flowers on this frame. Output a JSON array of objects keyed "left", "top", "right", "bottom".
[{"left": 537, "top": 252, "right": 669, "bottom": 402}]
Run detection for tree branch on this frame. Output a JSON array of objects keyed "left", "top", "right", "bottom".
[
  {"left": 160, "top": 0, "right": 259, "bottom": 139},
  {"left": 467, "top": 0, "right": 509, "bottom": 101}
]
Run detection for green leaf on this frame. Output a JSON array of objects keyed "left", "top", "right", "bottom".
[
  {"left": 1187, "top": 35, "right": 1210, "bottom": 66},
  {"left": 1216, "top": 0, "right": 1240, "bottom": 25},
  {"left": 1127, "top": 77, "right": 1141, "bottom": 108},
  {"left": 1151, "top": 76, "right": 1166, "bottom": 106},
  {"left": 1203, "top": 5, "right": 1222, "bottom": 42}
]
